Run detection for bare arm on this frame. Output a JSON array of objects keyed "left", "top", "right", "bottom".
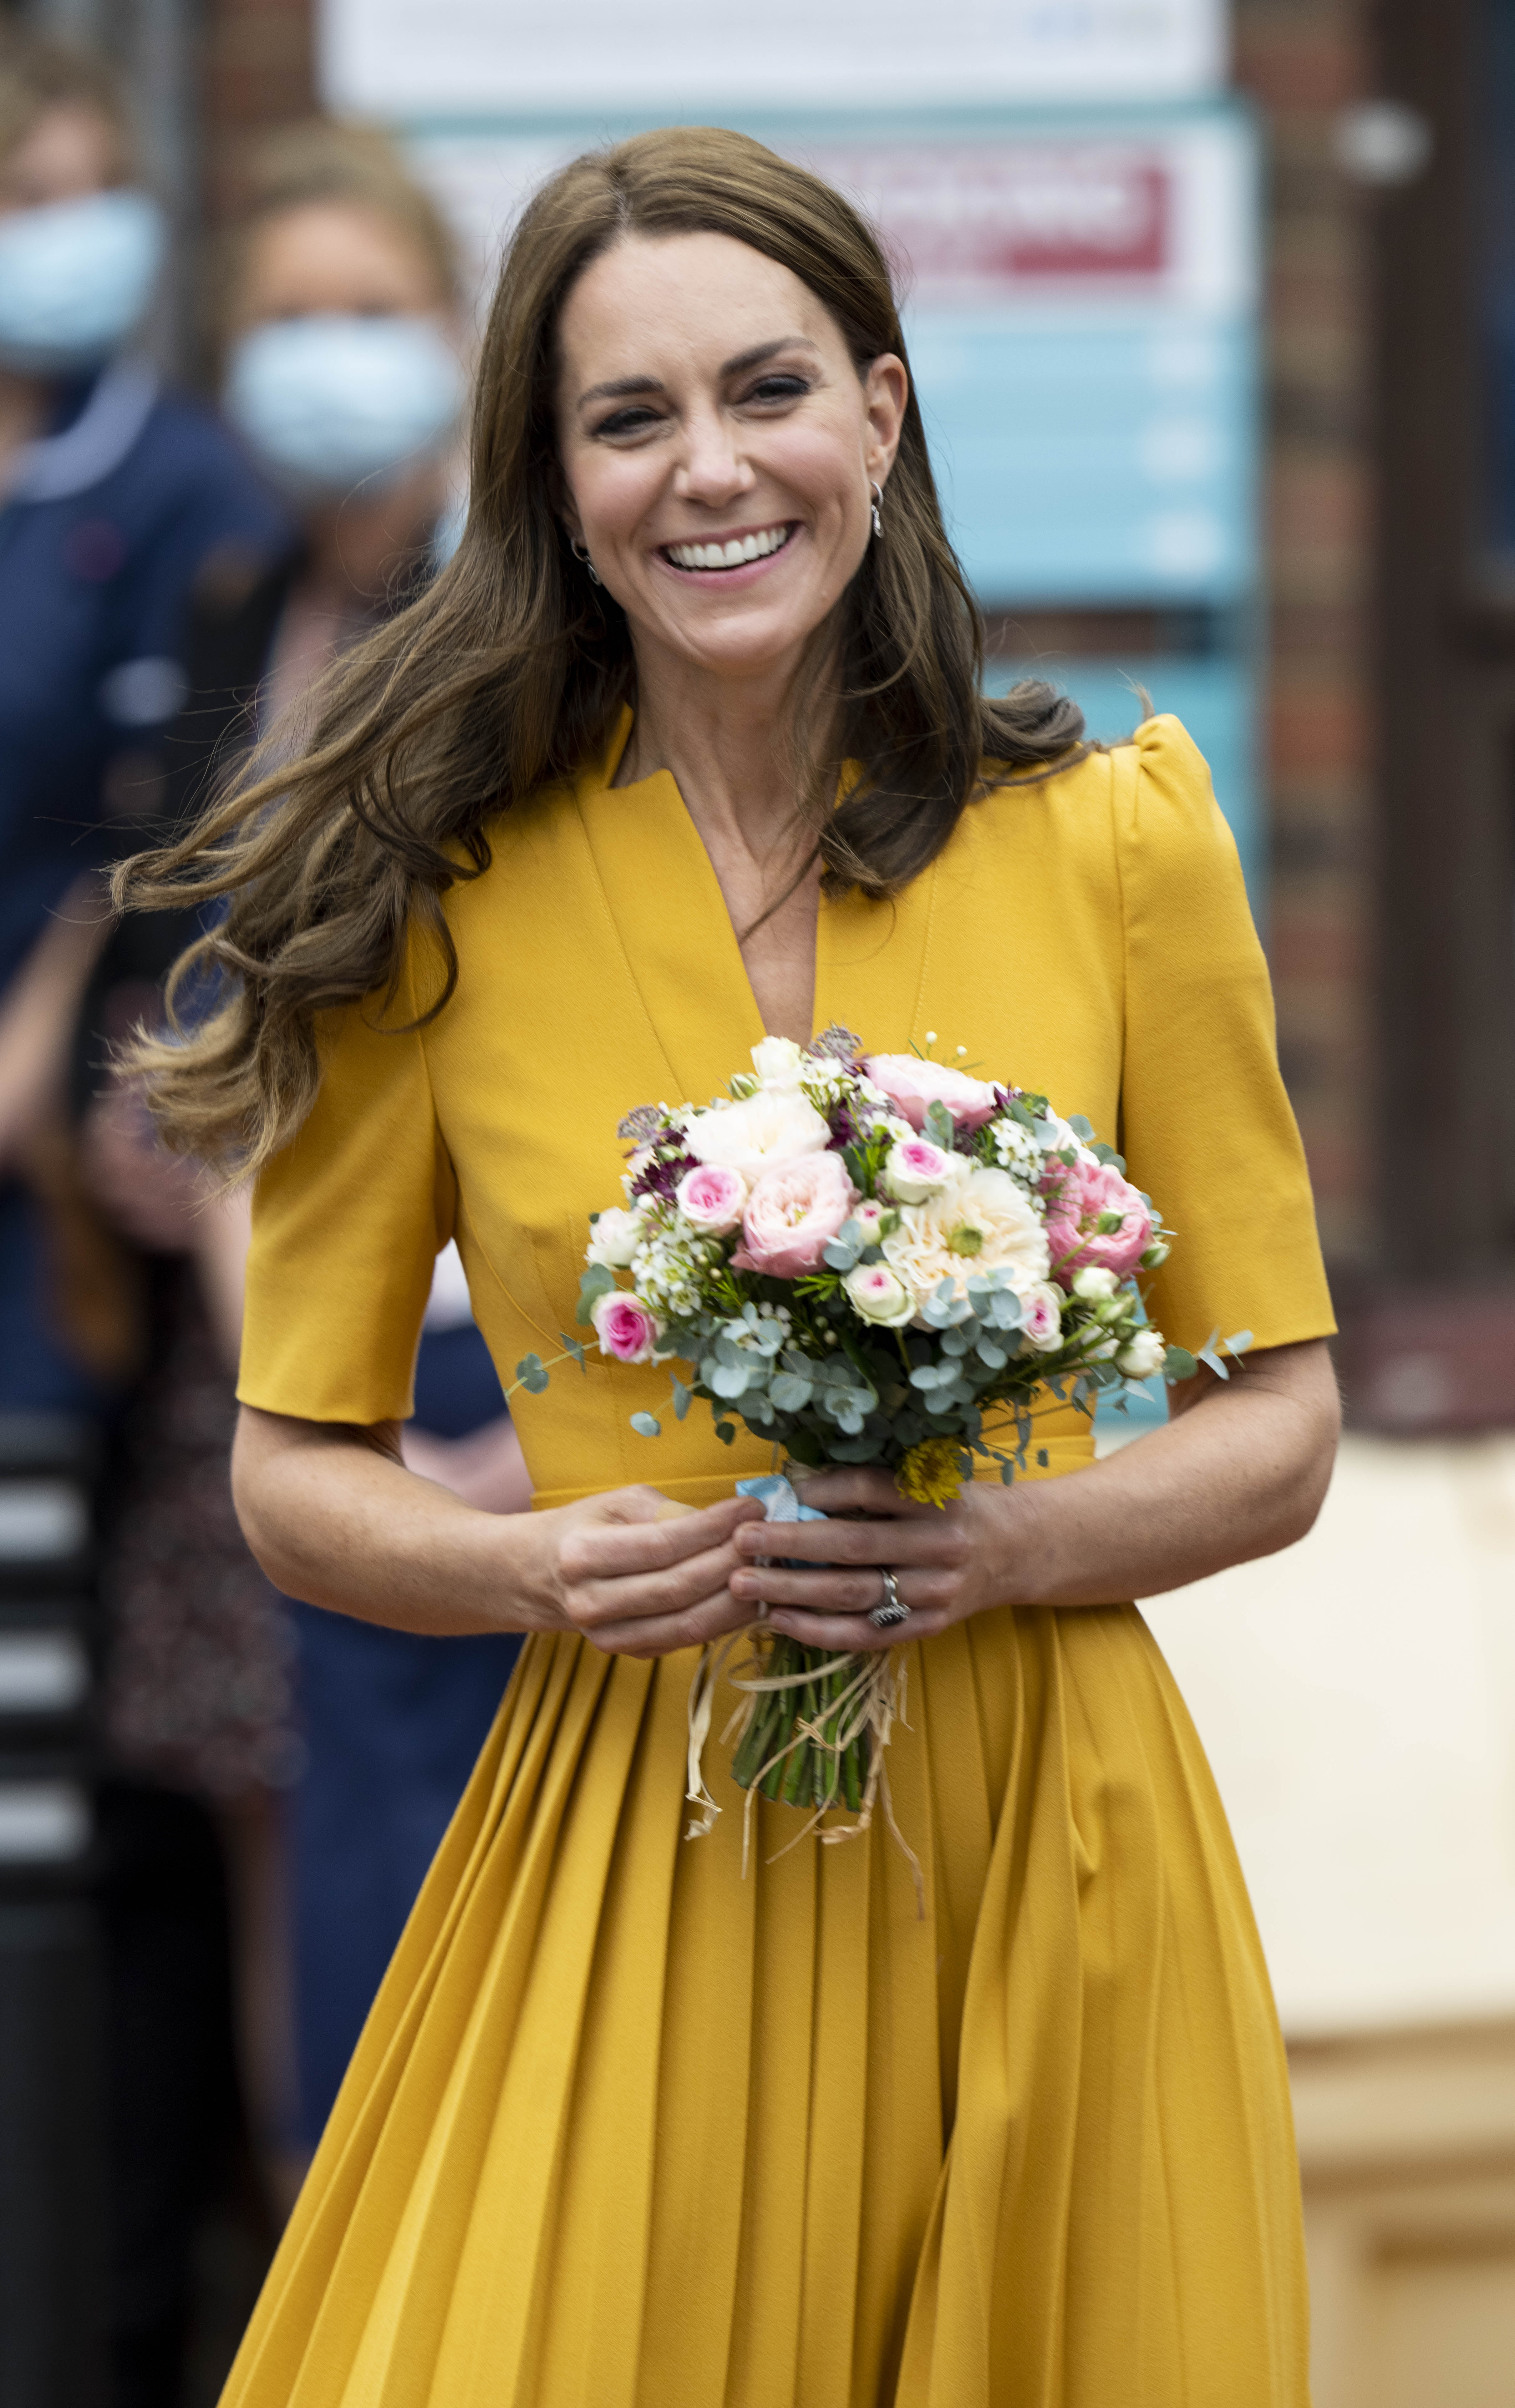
[
  {"left": 728, "top": 1339, "right": 1341, "bottom": 1648},
  {"left": 231, "top": 1403, "right": 764, "bottom": 1654},
  {"left": 0, "top": 879, "right": 109, "bottom": 1175},
  {"left": 400, "top": 1414, "right": 534, "bottom": 1514}
]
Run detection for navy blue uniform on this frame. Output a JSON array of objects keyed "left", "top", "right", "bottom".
[{"left": 0, "top": 360, "right": 288, "bottom": 1409}]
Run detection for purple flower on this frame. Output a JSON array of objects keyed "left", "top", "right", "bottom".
[{"left": 630, "top": 1149, "right": 696, "bottom": 1204}]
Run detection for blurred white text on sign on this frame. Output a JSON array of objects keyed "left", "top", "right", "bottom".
[{"left": 321, "top": 0, "right": 1227, "bottom": 114}]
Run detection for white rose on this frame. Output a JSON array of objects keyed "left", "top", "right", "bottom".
[
  {"left": 685, "top": 1088, "right": 831, "bottom": 1182},
  {"left": 750, "top": 1035, "right": 806, "bottom": 1087},
  {"left": 882, "top": 1166, "right": 1050, "bottom": 1319},
  {"left": 843, "top": 1264, "right": 916, "bottom": 1327},
  {"left": 1072, "top": 1265, "right": 1119, "bottom": 1301},
  {"left": 1116, "top": 1327, "right": 1167, "bottom": 1380},
  {"left": 586, "top": 1205, "right": 644, "bottom": 1268}
]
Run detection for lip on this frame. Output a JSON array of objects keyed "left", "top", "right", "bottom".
[{"left": 654, "top": 519, "right": 801, "bottom": 584}]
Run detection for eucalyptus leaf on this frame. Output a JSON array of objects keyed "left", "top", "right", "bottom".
[
  {"left": 629, "top": 1412, "right": 661, "bottom": 1438},
  {"left": 575, "top": 1263, "right": 615, "bottom": 1324},
  {"left": 923, "top": 1099, "right": 955, "bottom": 1150}
]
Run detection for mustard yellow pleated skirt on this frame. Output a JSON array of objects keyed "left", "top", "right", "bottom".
[{"left": 221, "top": 1600, "right": 1310, "bottom": 2407}]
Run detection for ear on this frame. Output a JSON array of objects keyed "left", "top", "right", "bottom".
[
  {"left": 862, "top": 353, "right": 908, "bottom": 489},
  {"left": 545, "top": 451, "right": 583, "bottom": 546}
]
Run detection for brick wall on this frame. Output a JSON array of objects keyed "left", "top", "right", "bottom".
[
  {"left": 1234, "top": 0, "right": 1379, "bottom": 1275},
  {"left": 200, "top": 0, "right": 316, "bottom": 217}
]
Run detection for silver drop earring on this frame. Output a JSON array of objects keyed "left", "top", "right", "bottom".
[
  {"left": 571, "top": 538, "right": 602, "bottom": 586},
  {"left": 870, "top": 480, "right": 884, "bottom": 540}
]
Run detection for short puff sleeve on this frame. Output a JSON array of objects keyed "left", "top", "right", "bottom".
[
  {"left": 236, "top": 942, "right": 456, "bottom": 1425},
  {"left": 1116, "top": 716, "right": 1335, "bottom": 1359}
]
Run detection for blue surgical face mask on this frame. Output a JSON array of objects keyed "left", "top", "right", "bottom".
[
  {"left": 223, "top": 314, "right": 465, "bottom": 497},
  {"left": 0, "top": 189, "right": 165, "bottom": 372}
]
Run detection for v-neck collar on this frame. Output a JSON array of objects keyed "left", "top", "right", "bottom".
[{"left": 574, "top": 707, "right": 941, "bottom": 1096}]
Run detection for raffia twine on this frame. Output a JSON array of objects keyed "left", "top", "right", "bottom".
[{"left": 685, "top": 1629, "right": 925, "bottom": 1917}]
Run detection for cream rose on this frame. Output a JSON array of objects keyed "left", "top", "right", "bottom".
[
  {"left": 586, "top": 1205, "right": 644, "bottom": 1269},
  {"left": 1116, "top": 1327, "right": 1167, "bottom": 1380},
  {"left": 843, "top": 1263, "right": 915, "bottom": 1327},
  {"left": 750, "top": 1035, "right": 806, "bottom": 1087},
  {"left": 684, "top": 1088, "right": 831, "bottom": 1182},
  {"left": 882, "top": 1165, "right": 1050, "bottom": 1318}
]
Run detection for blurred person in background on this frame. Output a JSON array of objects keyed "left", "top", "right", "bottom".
[
  {"left": 0, "top": 26, "right": 292, "bottom": 2406},
  {"left": 148, "top": 117, "right": 528, "bottom": 2161},
  {"left": 0, "top": 24, "right": 286, "bottom": 1414}
]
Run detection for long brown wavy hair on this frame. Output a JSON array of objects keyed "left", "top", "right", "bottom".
[{"left": 116, "top": 125, "right": 1087, "bottom": 1174}]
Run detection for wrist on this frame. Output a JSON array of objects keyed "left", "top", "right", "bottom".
[{"left": 978, "top": 1474, "right": 1060, "bottom": 1609}]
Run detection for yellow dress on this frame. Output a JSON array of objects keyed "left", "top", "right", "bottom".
[{"left": 229, "top": 713, "right": 1334, "bottom": 2408}]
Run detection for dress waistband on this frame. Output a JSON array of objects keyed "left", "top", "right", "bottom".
[{"left": 530, "top": 1431, "right": 1097, "bottom": 1514}]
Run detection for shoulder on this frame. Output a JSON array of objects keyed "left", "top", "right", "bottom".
[
  {"left": 114, "top": 388, "right": 290, "bottom": 545},
  {"left": 968, "top": 713, "right": 1239, "bottom": 913}
]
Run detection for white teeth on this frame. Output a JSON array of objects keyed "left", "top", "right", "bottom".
[{"left": 666, "top": 523, "right": 792, "bottom": 570}]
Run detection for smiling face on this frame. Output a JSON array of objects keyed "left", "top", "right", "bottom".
[{"left": 554, "top": 230, "right": 906, "bottom": 686}]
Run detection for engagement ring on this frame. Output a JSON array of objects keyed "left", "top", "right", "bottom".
[{"left": 870, "top": 1569, "right": 911, "bottom": 1630}]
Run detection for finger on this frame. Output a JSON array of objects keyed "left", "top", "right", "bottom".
[
  {"left": 576, "top": 1493, "right": 764, "bottom": 1577},
  {"left": 573, "top": 1536, "right": 756, "bottom": 1629},
  {"left": 587, "top": 1585, "right": 757, "bottom": 1660},
  {"left": 764, "top": 1603, "right": 947, "bottom": 1653},
  {"left": 734, "top": 1514, "right": 967, "bottom": 1569},
  {"left": 730, "top": 1563, "right": 957, "bottom": 1616},
  {"left": 790, "top": 1469, "right": 943, "bottom": 1517}
]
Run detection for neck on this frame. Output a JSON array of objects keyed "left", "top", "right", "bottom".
[{"left": 621, "top": 639, "right": 830, "bottom": 860}]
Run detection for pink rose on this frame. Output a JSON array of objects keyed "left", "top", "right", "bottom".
[
  {"left": 731, "top": 1150, "right": 858, "bottom": 1280},
  {"left": 1020, "top": 1281, "right": 1065, "bottom": 1352},
  {"left": 863, "top": 1052, "right": 998, "bottom": 1133},
  {"left": 590, "top": 1289, "right": 663, "bottom": 1364},
  {"left": 676, "top": 1163, "right": 747, "bottom": 1235},
  {"left": 1042, "top": 1158, "right": 1152, "bottom": 1287}
]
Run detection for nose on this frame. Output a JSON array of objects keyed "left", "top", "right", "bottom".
[{"left": 673, "top": 402, "right": 755, "bottom": 510}]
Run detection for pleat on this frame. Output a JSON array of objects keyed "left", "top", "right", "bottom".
[{"left": 219, "top": 1605, "right": 1310, "bottom": 2408}]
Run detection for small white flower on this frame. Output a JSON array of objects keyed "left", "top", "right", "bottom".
[
  {"left": 1071, "top": 1265, "right": 1119, "bottom": 1302},
  {"left": 586, "top": 1205, "right": 644, "bottom": 1269},
  {"left": 1116, "top": 1327, "right": 1167, "bottom": 1380}
]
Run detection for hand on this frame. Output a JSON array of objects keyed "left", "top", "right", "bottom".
[
  {"left": 516, "top": 1485, "right": 767, "bottom": 1660},
  {"left": 728, "top": 1467, "right": 1030, "bottom": 1652},
  {"left": 78, "top": 1078, "right": 206, "bottom": 1250}
]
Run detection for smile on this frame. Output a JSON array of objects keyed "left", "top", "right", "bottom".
[{"left": 661, "top": 522, "right": 796, "bottom": 572}]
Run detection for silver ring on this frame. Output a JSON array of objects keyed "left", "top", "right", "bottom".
[{"left": 870, "top": 1568, "right": 911, "bottom": 1630}]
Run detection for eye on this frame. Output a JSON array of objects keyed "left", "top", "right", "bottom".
[
  {"left": 591, "top": 403, "right": 665, "bottom": 439},
  {"left": 742, "top": 373, "right": 811, "bottom": 406}
]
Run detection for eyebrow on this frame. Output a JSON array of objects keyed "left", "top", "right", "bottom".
[{"left": 575, "top": 335, "right": 820, "bottom": 412}]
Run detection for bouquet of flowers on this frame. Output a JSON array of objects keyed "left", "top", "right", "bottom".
[{"left": 515, "top": 1027, "right": 1239, "bottom": 1844}]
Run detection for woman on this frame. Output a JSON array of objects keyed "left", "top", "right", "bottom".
[
  {"left": 0, "top": 23, "right": 287, "bottom": 1411},
  {"left": 121, "top": 129, "right": 1339, "bottom": 2407},
  {"left": 131, "top": 117, "right": 528, "bottom": 2155}
]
